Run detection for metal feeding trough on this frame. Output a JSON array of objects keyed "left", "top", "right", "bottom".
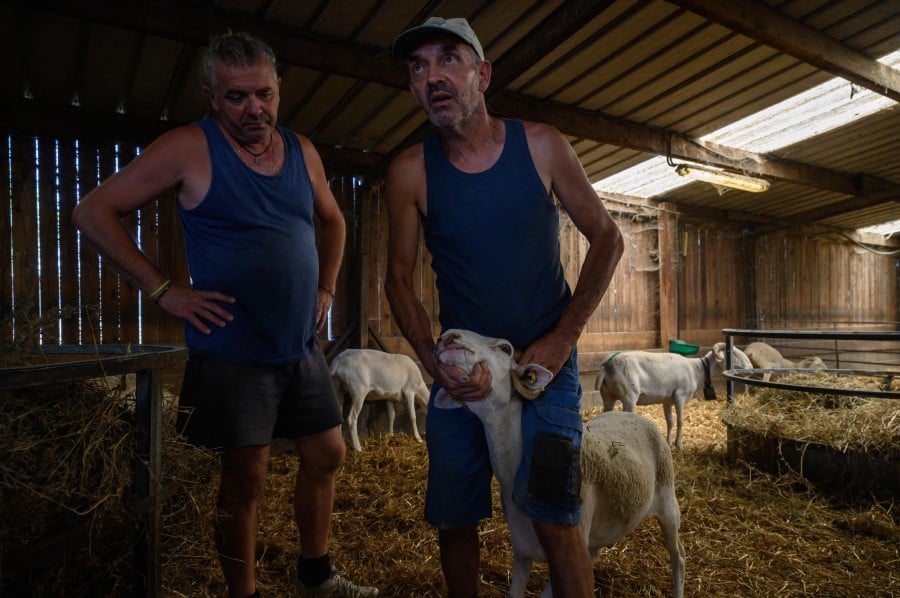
[
  {"left": 668, "top": 339, "right": 700, "bottom": 355},
  {"left": 724, "top": 415, "right": 898, "bottom": 497},
  {"left": 717, "top": 328, "right": 900, "bottom": 499}
]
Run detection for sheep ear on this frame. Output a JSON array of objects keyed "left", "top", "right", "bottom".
[
  {"left": 434, "top": 388, "right": 463, "bottom": 410},
  {"left": 511, "top": 364, "right": 553, "bottom": 400},
  {"left": 732, "top": 347, "right": 753, "bottom": 369}
]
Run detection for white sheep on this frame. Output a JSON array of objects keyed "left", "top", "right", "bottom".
[
  {"left": 434, "top": 329, "right": 684, "bottom": 598},
  {"left": 595, "top": 343, "right": 753, "bottom": 450},
  {"left": 743, "top": 341, "right": 826, "bottom": 381},
  {"left": 329, "top": 348, "right": 429, "bottom": 452}
]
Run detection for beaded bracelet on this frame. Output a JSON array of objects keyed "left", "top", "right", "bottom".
[{"left": 149, "top": 279, "right": 174, "bottom": 303}]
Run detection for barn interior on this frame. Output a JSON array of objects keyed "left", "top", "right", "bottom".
[{"left": 1, "top": 1, "right": 898, "bottom": 596}]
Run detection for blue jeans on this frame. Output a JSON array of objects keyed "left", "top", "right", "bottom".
[{"left": 423, "top": 351, "right": 583, "bottom": 528}]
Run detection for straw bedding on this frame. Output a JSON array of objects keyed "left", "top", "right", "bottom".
[{"left": 1, "top": 379, "right": 897, "bottom": 596}]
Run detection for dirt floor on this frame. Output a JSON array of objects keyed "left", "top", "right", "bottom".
[{"left": 161, "top": 396, "right": 898, "bottom": 597}]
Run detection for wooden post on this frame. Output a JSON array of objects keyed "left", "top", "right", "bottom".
[
  {"left": 356, "top": 180, "right": 370, "bottom": 350},
  {"left": 658, "top": 202, "right": 679, "bottom": 348},
  {"left": 132, "top": 366, "right": 163, "bottom": 597}
]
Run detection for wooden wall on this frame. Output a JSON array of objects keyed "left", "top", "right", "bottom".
[
  {"left": 752, "top": 230, "right": 897, "bottom": 329},
  {"left": 0, "top": 134, "right": 189, "bottom": 349},
  {"left": 2, "top": 133, "right": 897, "bottom": 373}
]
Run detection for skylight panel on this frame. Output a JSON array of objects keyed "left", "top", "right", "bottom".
[{"left": 593, "top": 50, "right": 900, "bottom": 200}]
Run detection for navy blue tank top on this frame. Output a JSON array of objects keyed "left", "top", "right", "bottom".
[
  {"left": 178, "top": 119, "right": 319, "bottom": 364},
  {"left": 423, "top": 119, "right": 571, "bottom": 349}
]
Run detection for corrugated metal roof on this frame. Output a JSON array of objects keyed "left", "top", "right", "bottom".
[{"left": 1, "top": 0, "right": 898, "bottom": 233}]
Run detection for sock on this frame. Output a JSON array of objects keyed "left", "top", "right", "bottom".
[{"left": 297, "top": 554, "right": 332, "bottom": 588}]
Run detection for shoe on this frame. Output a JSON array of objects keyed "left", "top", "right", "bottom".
[{"left": 293, "top": 566, "right": 379, "bottom": 597}]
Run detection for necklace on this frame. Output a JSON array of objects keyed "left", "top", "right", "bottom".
[{"left": 225, "top": 128, "right": 274, "bottom": 165}]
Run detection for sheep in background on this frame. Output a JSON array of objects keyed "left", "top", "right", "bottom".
[
  {"left": 596, "top": 342, "right": 753, "bottom": 450},
  {"left": 329, "top": 348, "right": 429, "bottom": 451},
  {"left": 744, "top": 341, "right": 827, "bottom": 381},
  {"left": 434, "top": 329, "right": 684, "bottom": 598}
]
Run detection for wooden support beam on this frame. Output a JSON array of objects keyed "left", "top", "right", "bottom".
[
  {"left": 669, "top": 0, "right": 900, "bottom": 101},
  {"left": 657, "top": 202, "right": 679, "bottom": 348},
  {"left": 490, "top": 92, "right": 893, "bottom": 196},
  {"left": 752, "top": 186, "right": 900, "bottom": 235}
]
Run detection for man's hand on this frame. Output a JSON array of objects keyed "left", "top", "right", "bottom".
[
  {"left": 519, "top": 330, "right": 575, "bottom": 377},
  {"left": 315, "top": 287, "right": 334, "bottom": 333},
  {"left": 156, "top": 284, "right": 235, "bottom": 334},
  {"left": 433, "top": 360, "right": 493, "bottom": 402}
]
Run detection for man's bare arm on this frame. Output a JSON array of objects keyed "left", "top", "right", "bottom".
[
  {"left": 521, "top": 124, "right": 624, "bottom": 371},
  {"left": 383, "top": 148, "right": 491, "bottom": 400},
  {"left": 72, "top": 125, "right": 235, "bottom": 333}
]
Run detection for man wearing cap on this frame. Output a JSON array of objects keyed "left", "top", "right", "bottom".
[{"left": 384, "top": 16, "right": 624, "bottom": 598}]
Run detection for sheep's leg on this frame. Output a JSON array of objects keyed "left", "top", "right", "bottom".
[
  {"left": 662, "top": 403, "right": 674, "bottom": 447},
  {"left": 674, "top": 400, "right": 684, "bottom": 450},
  {"left": 386, "top": 401, "right": 397, "bottom": 436},
  {"left": 508, "top": 556, "right": 532, "bottom": 598},
  {"left": 347, "top": 391, "right": 365, "bottom": 452},
  {"left": 404, "top": 391, "right": 423, "bottom": 443},
  {"left": 656, "top": 512, "right": 685, "bottom": 598},
  {"left": 601, "top": 391, "right": 617, "bottom": 412}
]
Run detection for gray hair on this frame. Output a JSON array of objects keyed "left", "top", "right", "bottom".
[{"left": 201, "top": 31, "right": 278, "bottom": 88}]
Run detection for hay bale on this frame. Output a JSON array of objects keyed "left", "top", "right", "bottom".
[{"left": 725, "top": 371, "right": 899, "bottom": 455}]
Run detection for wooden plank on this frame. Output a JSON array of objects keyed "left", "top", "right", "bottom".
[
  {"left": 96, "top": 142, "right": 121, "bottom": 343},
  {"left": 578, "top": 330, "right": 659, "bottom": 352},
  {"left": 0, "top": 133, "right": 11, "bottom": 344},
  {"left": 118, "top": 144, "right": 140, "bottom": 344},
  {"left": 76, "top": 140, "right": 102, "bottom": 346},
  {"left": 57, "top": 139, "right": 80, "bottom": 344},
  {"left": 366, "top": 183, "right": 386, "bottom": 343},
  {"left": 658, "top": 202, "right": 678, "bottom": 346},
  {"left": 10, "top": 136, "right": 38, "bottom": 324},
  {"left": 37, "top": 139, "right": 59, "bottom": 343},
  {"left": 353, "top": 178, "right": 369, "bottom": 350}
]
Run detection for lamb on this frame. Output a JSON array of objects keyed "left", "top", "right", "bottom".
[
  {"left": 434, "top": 329, "right": 684, "bottom": 598},
  {"left": 595, "top": 343, "right": 753, "bottom": 450},
  {"left": 329, "top": 348, "right": 429, "bottom": 452},
  {"left": 743, "top": 341, "right": 827, "bottom": 381}
]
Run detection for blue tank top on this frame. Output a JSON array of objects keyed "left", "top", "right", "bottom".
[
  {"left": 177, "top": 119, "right": 319, "bottom": 364},
  {"left": 423, "top": 119, "right": 571, "bottom": 349}
]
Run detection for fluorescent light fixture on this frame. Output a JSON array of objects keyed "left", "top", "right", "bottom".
[{"left": 674, "top": 164, "right": 770, "bottom": 193}]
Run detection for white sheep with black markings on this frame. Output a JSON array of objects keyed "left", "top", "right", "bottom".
[
  {"left": 329, "top": 348, "right": 429, "bottom": 452},
  {"left": 595, "top": 343, "right": 753, "bottom": 450},
  {"left": 743, "top": 341, "right": 826, "bottom": 381},
  {"left": 434, "top": 329, "right": 684, "bottom": 598}
]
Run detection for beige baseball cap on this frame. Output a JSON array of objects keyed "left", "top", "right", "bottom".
[{"left": 392, "top": 17, "right": 485, "bottom": 61}]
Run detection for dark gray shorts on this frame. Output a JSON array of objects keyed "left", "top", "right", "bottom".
[{"left": 177, "top": 343, "right": 343, "bottom": 450}]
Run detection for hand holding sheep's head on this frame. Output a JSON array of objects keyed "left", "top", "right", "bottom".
[{"left": 433, "top": 329, "right": 553, "bottom": 409}]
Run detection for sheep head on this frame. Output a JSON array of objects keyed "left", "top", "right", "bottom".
[
  {"left": 433, "top": 329, "right": 552, "bottom": 409},
  {"left": 712, "top": 342, "right": 753, "bottom": 371},
  {"left": 798, "top": 355, "right": 827, "bottom": 370}
]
